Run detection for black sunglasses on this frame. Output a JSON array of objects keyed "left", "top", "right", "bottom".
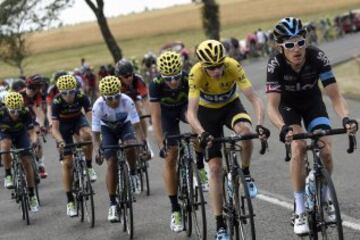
[
  {"left": 120, "top": 74, "right": 133, "bottom": 79},
  {"left": 205, "top": 64, "right": 224, "bottom": 71},
  {"left": 7, "top": 108, "right": 21, "bottom": 114},
  {"left": 60, "top": 89, "right": 77, "bottom": 96},
  {"left": 103, "top": 93, "right": 121, "bottom": 102},
  {"left": 161, "top": 73, "right": 182, "bottom": 82}
]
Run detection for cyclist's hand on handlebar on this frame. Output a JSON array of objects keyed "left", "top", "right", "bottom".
[
  {"left": 256, "top": 125, "right": 270, "bottom": 140},
  {"left": 280, "top": 125, "right": 293, "bottom": 143},
  {"left": 342, "top": 117, "right": 358, "bottom": 135},
  {"left": 199, "top": 132, "right": 213, "bottom": 149}
]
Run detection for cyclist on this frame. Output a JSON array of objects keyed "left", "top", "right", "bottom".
[
  {"left": 51, "top": 75, "right": 97, "bottom": 217},
  {"left": 15, "top": 75, "right": 48, "bottom": 179},
  {"left": 187, "top": 40, "right": 269, "bottom": 239},
  {"left": 115, "top": 59, "right": 153, "bottom": 157},
  {"left": 0, "top": 92, "right": 40, "bottom": 212},
  {"left": 92, "top": 76, "right": 144, "bottom": 222},
  {"left": 149, "top": 51, "right": 208, "bottom": 233},
  {"left": 266, "top": 17, "right": 358, "bottom": 235}
]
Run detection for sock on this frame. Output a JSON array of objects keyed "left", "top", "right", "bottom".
[
  {"left": 86, "top": 160, "right": 92, "bottom": 168},
  {"left": 38, "top": 157, "right": 45, "bottom": 167},
  {"left": 242, "top": 166, "right": 250, "bottom": 176},
  {"left": 216, "top": 215, "right": 226, "bottom": 231},
  {"left": 195, "top": 151, "right": 205, "bottom": 170},
  {"left": 169, "top": 195, "right": 180, "bottom": 212},
  {"left": 28, "top": 187, "right": 35, "bottom": 197},
  {"left": 66, "top": 191, "right": 74, "bottom": 203},
  {"left": 109, "top": 194, "right": 117, "bottom": 206},
  {"left": 294, "top": 191, "right": 305, "bottom": 215},
  {"left": 5, "top": 168, "right": 11, "bottom": 177}
]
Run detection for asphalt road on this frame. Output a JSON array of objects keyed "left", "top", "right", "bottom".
[{"left": 0, "top": 33, "right": 360, "bottom": 240}]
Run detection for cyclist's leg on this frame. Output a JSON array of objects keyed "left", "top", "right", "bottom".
[
  {"left": 198, "top": 105, "right": 226, "bottom": 232},
  {"left": 59, "top": 122, "right": 76, "bottom": 204},
  {"left": 0, "top": 134, "right": 13, "bottom": 188},
  {"left": 34, "top": 122, "right": 47, "bottom": 178},
  {"left": 76, "top": 115, "right": 92, "bottom": 160},
  {"left": 101, "top": 126, "right": 118, "bottom": 208}
]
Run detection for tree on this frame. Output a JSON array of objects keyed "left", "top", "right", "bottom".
[
  {"left": 0, "top": 0, "right": 71, "bottom": 75},
  {"left": 85, "top": 0, "right": 122, "bottom": 62},
  {"left": 201, "top": 0, "right": 220, "bottom": 40}
]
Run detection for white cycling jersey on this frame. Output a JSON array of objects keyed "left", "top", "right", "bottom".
[{"left": 92, "top": 94, "right": 140, "bottom": 132}]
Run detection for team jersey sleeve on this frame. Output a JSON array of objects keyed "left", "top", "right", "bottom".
[
  {"left": 126, "top": 98, "right": 140, "bottom": 124},
  {"left": 232, "top": 59, "right": 252, "bottom": 90},
  {"left": 51, "top": 100, "right": 60, "bottom": 120},
  {"left": 149, "top": 79, "right": 161, "bottom": 103},
  {"left": 81, "top": 94, "right": 92, "bottom": 112},
  {"left": 91, "top": 100, "right": 101, "bottom": 132},
  {"left": 136, "top": 77, "right": 148, "bottom": 98},
  {"left": 266, "top": 56, "right": 282, "bottom": 93},
  {"left": 315, "top": 49, "right": 336, "bottom": 87},
  {"left": 24, "top": 110, "right": 35, "bottom": 130},
  {"left": 188, "top": 64, "right": 201, "bottom": 99}
]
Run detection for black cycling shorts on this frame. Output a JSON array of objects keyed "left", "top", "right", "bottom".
[
  {"left": 161, "top": 104, "right": 188, "bottom": 146},
  {"left": 279, "top": 99, "right": 331, "bottom": 132},
  {"left": 198, "top": 98, "right": 251, "bottom": 160}
]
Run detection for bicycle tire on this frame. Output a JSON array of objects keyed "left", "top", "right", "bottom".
[
  {"left": 314, "top": 167, "right": 344, "bottom": 240},
  {"left": 186, "top": 162, "right": 193, "bottom": 237},
  {"left": 144, "top": 161, "right": 150, "bottom": 196},
  {"left": 191, "top": 162, "right": 207, "bottom": 240},
  {"left": 78, "top": 170, "right": 85, "bottom": 222},
  {"left": 83, "top": 168, "right": 95, "bottom": 228},
  {"left": 176, "top": 159, "right": 188, "bottom": 234},
  {"left": 223, "top": 171, "right": 236, "bottom": 240},
  {"left": 236, "top": 168, "right": 256, "bottom": 240},
  {"left": 122, "top": 165, "right": 134, "bottom": 239},
  {"left": 21, "top": 188, "right": 30, "bottom": 225}
]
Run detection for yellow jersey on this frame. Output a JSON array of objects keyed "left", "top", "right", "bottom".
[{"left": 188, "top": 57, "right": 252, "bottom": 108}]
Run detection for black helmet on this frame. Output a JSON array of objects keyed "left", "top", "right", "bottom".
[
  {"left": 273, "top": 17, "right": 306, "bottom": 43},
  {"left": 115, "top": 59, "right": 134, "bottom": 77},
  {"left": 11, "top": 79, "right": 26, "bottom": 92},
  {"left": 25, "top": 74, "right": 43, "bottom": 86},
  {"left": 52, "top": 71, "right": 68, "bottom": 83}
]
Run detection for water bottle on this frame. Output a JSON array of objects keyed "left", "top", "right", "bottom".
[{"left": 305, "top": 170, "right": 316, "bottom": 211}]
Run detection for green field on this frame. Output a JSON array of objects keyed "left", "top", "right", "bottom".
[
  {"left": 334, "top": 58, "right": 360, "bottom": 97},
  {"left": 0, "top": 0, "right": 359, "bottom": 79}
]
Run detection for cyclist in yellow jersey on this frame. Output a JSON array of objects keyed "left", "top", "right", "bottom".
[{"left": 187, "top": 40, "right": 270, "bottom": 239}]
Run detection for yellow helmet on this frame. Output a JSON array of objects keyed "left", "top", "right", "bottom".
[
  {"left": 56, "top": 75, "right": 77, "bottom": 91},
  {"left": 196, "top": 40, "right": 225, "bottom": 67},
  {"left": 99, "top": 76, "right": 121, "bottom": 96},
  {"left": 4, "top": 92, "right": 24, "bottom": 109},
  {"left": 157, "top": 51, "right": 183, "bottom": 75}
]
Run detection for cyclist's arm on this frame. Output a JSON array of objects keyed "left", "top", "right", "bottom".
[
  {"left": 133, "top": 122, "right": 144, "bottom": 143},
  {"left": 324, "top": 83, "right": 349, "bottom": 119},
  {"left": 187, "top": 97, "right": 204, "bottom": 135},
  {"left": 46, "top": 103, "right": 53, "bottom": 127},
  {"left": 149, "top": 101, "right": 163, "bottom": 147},
  {"left": 85, "top": 110, "right": 92, "bottom": 127},
  {"left": 33, "top": 105, "right": 45, "bottom": 128},
  {"left": 266, "top": 92, "right": 285, "bottom": 129},
  {"left": 51, "top": 119, "right": 64, "bottom": 143},
  {"left": 28, "top": 128, "right": 37, "bottom": 144},
  {"left": 241, "top": 87, "right": 264, "bottom": 125},
  {"left": 92, "top": 131, "right": 100, "bottom": 153}
]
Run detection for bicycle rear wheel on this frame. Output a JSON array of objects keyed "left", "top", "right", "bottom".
[
  {"left": 83, "top": 169, "right": 95, "bottom": 228},
  {"left": 314, "top": 167, "right": 344, "bottom": 240},
  {"left": 191, "top": 163, "right": 207, "bottom": 240},
  {"left": 121, "top": 166, "right": 134, "bottom": 239},
  {"left": 236, "top": 169, "right": 256, "bottom": 240}
]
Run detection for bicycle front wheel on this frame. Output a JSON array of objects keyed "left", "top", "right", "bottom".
[
  {"left": 21, "top": 191, "right": 30, "bottom": 225},
  {"left": 236, "top": 169, "right": 256, "bottom": 240},
  {"left": 314, "top": 167, "right": 344, "bottom": 240},
  {"left": 191, "top": 163, "right": 207, "bottom": 240},
  {"left": 121, "top": 166, "right": 134, "bottom": 239},
  {"left": 83, "top": 168, "right": 95, "bottom": 228}
]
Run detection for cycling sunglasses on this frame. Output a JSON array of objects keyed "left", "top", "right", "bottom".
[
  {"left": 7, "top": 108, "right": 21, "bottom": 114},
  {"left": 27, "top": 85, "right": 41, "bottom": 91},
  {"left": 103, "top": 93, "right": 121, "bottom": 102},
  {"left": 205, "top": 64, "right": 224, "bottom": 71},
  {"left": 120, "top": 73, "right": 133, "bottom": 79},
  {"left": 60, "top": 89, "right": 77, "bottom": 96},
  {"left": 281, "top": 39, "right": 306, "bottom": 50},
  {"left": 161, "top": 73, "right": 182, "bottom": 82}
]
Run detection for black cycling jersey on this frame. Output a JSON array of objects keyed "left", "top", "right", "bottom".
[
  {"left": 266, "top": 46, "right": 336, "bottom": 105},
  {"left": 51, "top": 91, "right": 91, "bottom": 122},
  {"left": 149, "top": 71, "right": 188, "bottom": 108},
  {"left": 0, "top": 107, "right": 34, "bottom": 133}
]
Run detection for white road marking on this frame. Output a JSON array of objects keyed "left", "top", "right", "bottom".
[{"left": 257, "top": 191, "right": 360, "bottom": 232}]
